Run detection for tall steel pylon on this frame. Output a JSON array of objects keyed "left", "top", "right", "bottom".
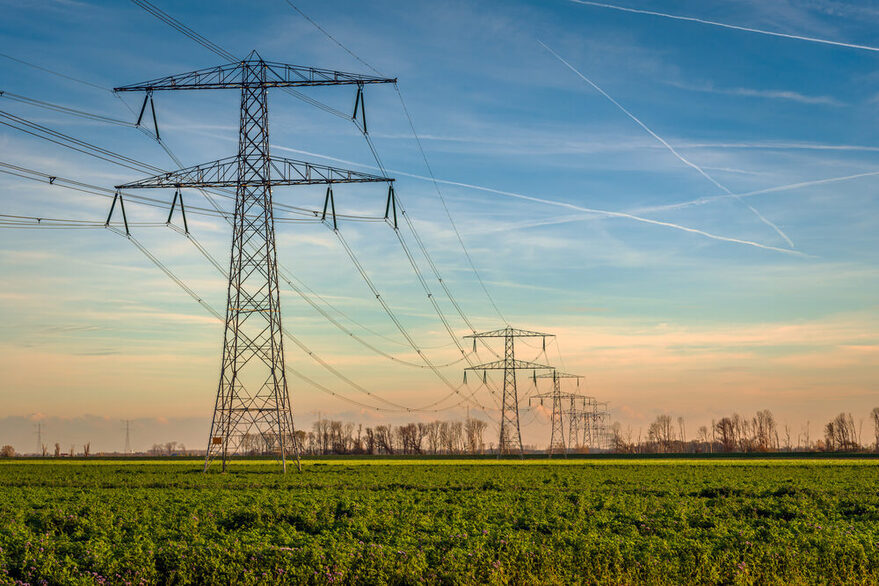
[
  {"left": 531, "top": 371, "right": 583, "bottom": 457},
  {"left": 113, "top": 52, "right": 395, "bottom": 472},
  {"left": 464, "top": 327, "right": 554, "bottom": 455}
]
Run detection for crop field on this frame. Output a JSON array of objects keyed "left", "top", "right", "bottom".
[{"left": 1, "top": 459, "right": 878, "bottom": 585}]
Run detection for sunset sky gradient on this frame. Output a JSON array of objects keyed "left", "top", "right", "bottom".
[{"left": 1, "top": 0, "right": 878, "bottom": 452}]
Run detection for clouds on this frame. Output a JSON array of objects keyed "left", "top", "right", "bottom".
[
  {"left": 1, "top": 0, "right": 878, "bottom": 448},
  {"left": 668, "top": 80, "right": 844, "bottom": 106}
]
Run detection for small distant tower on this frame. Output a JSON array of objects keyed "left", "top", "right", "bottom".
[
  {"left": 34, "top": 422, "right": 43, "bottom": 456},
  {"left": 531, "top": 371, "right": 583, "bottom": 457},
  {"left": 123, "top": 420, "right": 131, "bottom": 455},
  {"left": 464, "top": 327, "right": 554, "bottom": 455}
]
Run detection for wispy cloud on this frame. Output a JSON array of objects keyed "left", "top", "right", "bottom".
[
  {"left": 537, "top": 40, "right": 796, "bottom": 248},
  {"left": 635, "top": 169, "right": 879, "bottom": 214},
  {"left": 268, "top": 142, "right": 804, "bottom": 255},
  {"left": 569, "top": 0, "right": 879, "bottom": 53},
  {"left": 669, "top": 80, "right": 844, "bottom": 106}
]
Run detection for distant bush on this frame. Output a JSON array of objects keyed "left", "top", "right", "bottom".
[{"left": 0, "top": 445, "right": 15, "bottom": 458}]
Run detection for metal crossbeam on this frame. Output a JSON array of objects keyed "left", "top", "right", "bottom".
[
  {"left": 466, "top": 358, "right": 554, "bottom": 371},
  {"left": 115, "top": 54, "right": 395, "bottom": 92},
  {"left": 116, "top": 155, "right": 392, "bottom": 189},
  {"left": 464, "top": 326, "right": 554, "bottom": 339}
]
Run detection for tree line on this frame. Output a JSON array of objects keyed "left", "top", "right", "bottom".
[
  {"left": 608, "top": 408, "right": 879, "bottom": 453},
  {"left": 302, "top": 418, "right": 490, "bottom": 455}
]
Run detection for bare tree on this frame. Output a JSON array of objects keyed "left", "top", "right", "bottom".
[
  {"left": 824, "top": 413, "right": 859, "bottom": 451},
  {"left": 426, "top": 421, "right": 441, "bottom": 454},
  {"left": 364, "top": 427, "right": 376, "bottom": 455},
  {"left": 697, "top": 426, "right": 709, "bottom": 452},
  {"left": 647, "top": 415, "right": 675, "bottom": 452},
  {"left": 0, "top": 445, "right": 14, "bottom": 458},
  {"left": 449, "top": 421, "right": 464, "bottom": 453},
  {"left": 754, "top": 410, "right": 776, "bottom": 451},
  {"left": 82, "top": 443, "right": 90, "bottom": 457},
  {"left": 438, "top": 421, "right": 451, "bottom": 454},
  {"left": 374, "top": 425, "right": 394, "bottom": 454},
  {"left": 464, "top": 418, "right": 487, "bottom": 454},
  {"left": 714, "top": 418, "right": 736, "bottom": 452},
  {"left": 871, "top": 407, "right": 879, "bottom": 451},
  {"left": 53, "top": 442, "right": 61, "bottom": 458}
]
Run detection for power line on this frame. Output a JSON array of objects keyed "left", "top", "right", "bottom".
[
  {"left": 105, "top": 225, "right": 489, "bottom": 415},
  {"left": 123, "top": 2, "right": 501, "bottom": 414},
  {"left": 3, "top": 6, "right": 506, "bottom": 421},
  {"left": 0, "top": 90, "right": 135, "bottom": 127},
  {"left": 279, "top": 0, "right": 508, "bottom": 324},
  {"left": 282, "top": 1, "right": 384, "bottom": 76},
  {"left": 0, "top": 52, "right": 109, "bottom": 91}
]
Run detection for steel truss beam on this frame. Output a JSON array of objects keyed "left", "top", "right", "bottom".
[
  {"left": 116, "top": 155, "right": 391, "bottom": 189},
  {"left": 115, "top": 54, "right": 395, "bottom": 92}
]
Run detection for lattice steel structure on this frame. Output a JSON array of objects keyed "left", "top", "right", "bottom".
[
  {"left": 464, "top": 327, "right": 554, "bottom": 455},
  {"left": 585, "top": 401, "right": 611, "bottom": 451},
  {"left": 114, "top": 51, "right": 395, "bottom": 472},
  {"left": 531, "top": 371, "right": 582, "bottom": 457}
]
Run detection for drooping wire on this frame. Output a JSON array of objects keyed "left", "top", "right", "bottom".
[
  {"left": 0, "top": 13, "right": 500, "bottom": 416},
  {"left": 0, "top": 91, "right": 136, "bottom": 127},
  {"left": 0, "top": 52, "right": 109, "bottom": 92},
  {"left": 102, "top": 225, "right": 486, "bottom": 414},
  {"left": 392, "top": 85, "right": 508, "bottom": 324},
  {"left": 2, "top": 162, "right": 471, "bottom": 402},
  {"left": 282, "top": 1, "right": 384, "bottom": 76},
  {"left": 329, "top": 225, "right": 492, "bottom": 413},
  {"left": 0, "top": 109, "right": 165, "bottom": 174},
  {"left": 122, "top": 3, "right": 486, "bottom": 364},
  {"left": 279, "top": 0, "right": 508, "bottom": 325},
  {"left": 171, "top": 223, "right": 471, "bottom": 371},
  {"left": 176, "top": 225, "right": 484, "bottom": 413},
  {"left": 129, "top": 0, "right": 351, "bottom": 120}
]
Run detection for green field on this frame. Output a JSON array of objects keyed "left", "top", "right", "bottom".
[{"left": 1, "top": 460, "right": 878, "bottom": 585}]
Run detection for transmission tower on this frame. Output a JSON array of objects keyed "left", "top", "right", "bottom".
[
  {"left": 589, "top": 401, "right": 610, "bottom": 450},
  {"left": 34, "top": 422, "right": 43, "bottom": 457},
  {"left": 113, "top": 52, "right": 395, "bottom": 472},
  {"left": 464, "top": 327, "right": 554, "bottom": 455},
  {"left": 530, "top": 371, "right": 583, "bottom": 457},
  {"left": 123, "top": 420, "right": 131, "bottom": 455}
]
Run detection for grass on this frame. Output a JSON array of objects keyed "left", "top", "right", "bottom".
[{"left": 1, "top": 459, "right": 878, "bottom": 584}]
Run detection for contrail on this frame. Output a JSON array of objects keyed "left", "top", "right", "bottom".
[
  {"left": 569, "top": 0, "right": 879, "bottom": 53},
  {"left": 538, "top": 40, "right": 796, "bottom": 248},
  {"left": 268, "top": 142, "right": 804, "bottom": 255},
  {"left": 417, "top": 176, "right": 806, "bottom": 256},
  {"left": 638, "top": 169, "right": 879, "bottom": 214}
]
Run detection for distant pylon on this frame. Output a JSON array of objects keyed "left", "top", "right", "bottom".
[
  {"left": 114, "top": 52, "right": 396, "bottom": 472},
  {"left": 532, "top": 371, "right": 583, "bottom": 457},
  {"left": 464, "top": 327, "right": 554, "bottom": 455},
  {"left": 123, "top": 420, "right": 131, "bottom": 455},
  {"left": 567, "top": 395, "right": 581, "bottom": 449},
  {"left": 34, "top": 422, "right": 43, "bottom": 456}
]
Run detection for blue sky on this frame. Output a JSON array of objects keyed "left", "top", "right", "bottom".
[{"left": 1, "top": 0, "right": 878, "bottom": 452}]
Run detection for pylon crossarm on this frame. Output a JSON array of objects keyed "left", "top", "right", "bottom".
[
  {"left": 465, "top": 358, "right": 554, "bottom": 371},
  {"left": 115, "top": 59, "right": 395, "bottom": 92},
  {"left": 115, "top": 155, "right": 392, "bottom": 189},
  {"left": 535, "top": 371, "right": 582, "bottom": 379},
  {"left": 465, "top": 327, "right": 555, "bottom": 339}
]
